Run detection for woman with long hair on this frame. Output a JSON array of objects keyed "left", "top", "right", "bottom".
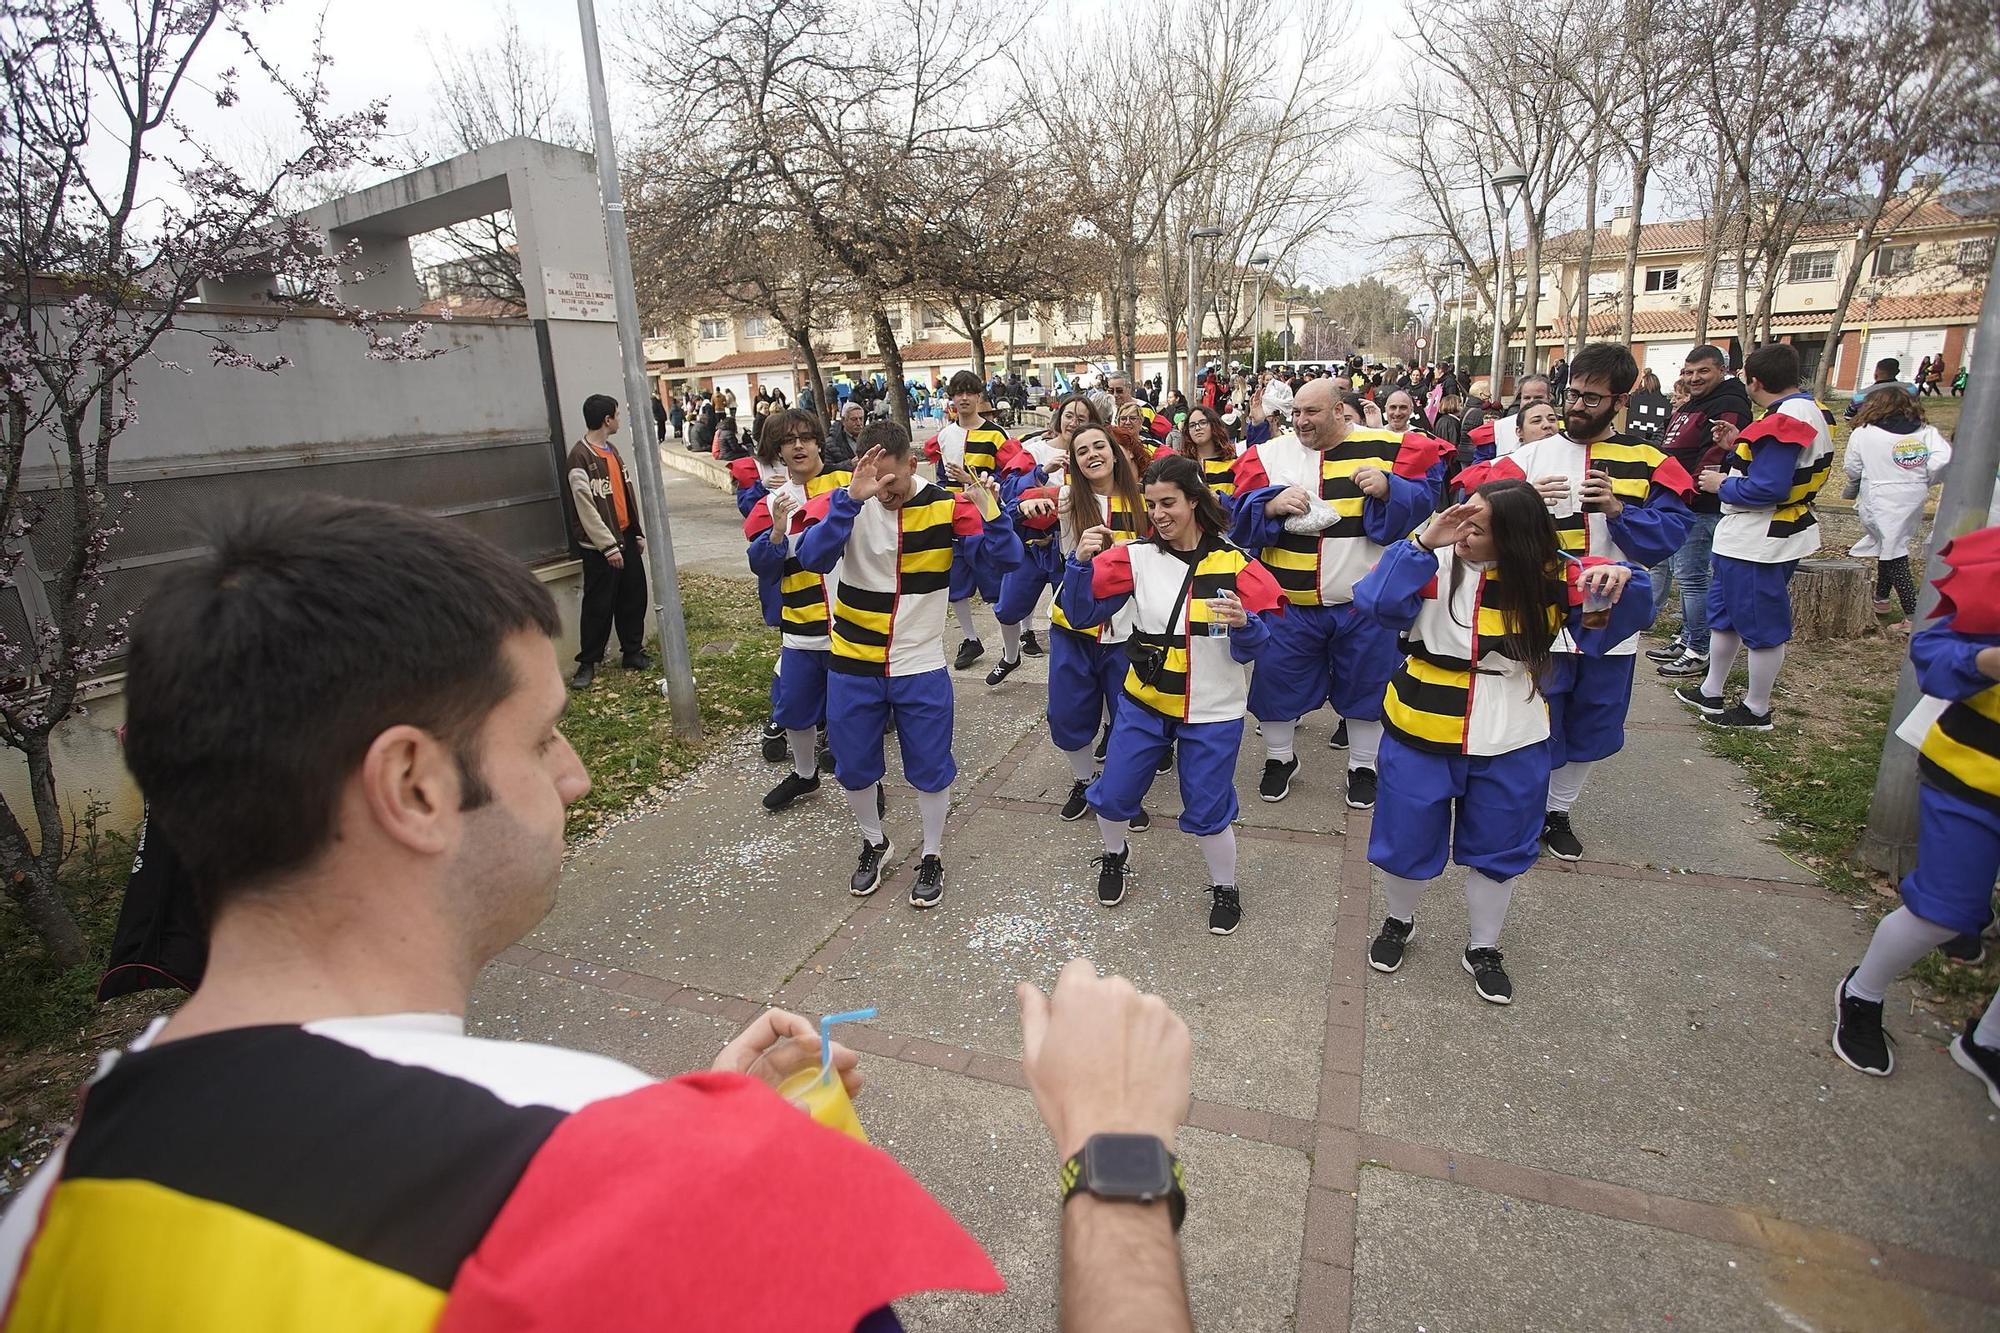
[
  {"left": 1172, "top": 405, "right": 1239, "bottom": 504},
  {"left": 986, "top": 393, "right": 1103, "bottom": 680},
  {"left": 1059, "top": 454, "right": 1286, "bottom": 935},
  {"left": 1844, "top": 386, "right": 1952, "bottom": 630},
  {"left": 1354, "top": 477, "right": 1650, "bottom": 1004}
]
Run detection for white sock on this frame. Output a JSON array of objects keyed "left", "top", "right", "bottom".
[
  {"left": 786, "top": 728, "right": 818, "bottom": 779},
  {"left": 1347, "top": 718, "right": 1382, "bottom": 771},
  {"left": 1062, "top": 745, "right": 1097, "bottom": 781},
  {"left": 1381, "top": 871, "right": 1428, "bottom": 923},
  {"left": 1849, "top": 907, "right": 1957, "bottom": 1001},
  {"left": 1546, "top": 760, "right": 1593, "bottom": 814},
  {"left": 1702, "top": 629, "right": 1742, "bottom": 698},
  {"left": 1263, "top": 718, "right": 1298, "bottom": 763},
  {"left": 953, "top": 600, "right": 978, "bottom": 640},
  {"left": 1744, "top": 646, "right": 1785, "bottom": 715},
  {"left": 1198, "top": 829, "right": 1237, "bottom": 886},
  {"left": 918, "top": 787, "right": 951, "bottom": 857},
  {"left": 1463, "top": 871, "right": 1516, "bottom": 949},
  {"left": 844, "top": 784, "right": 885, "bottom": 845},
  {"left": 1975, "top": 985, "right": 2000, "bottom": 1050},
  {"left": 1096, "top": 814, "right": 1129, "bottom": 856},
  {"left": 999, "top": 621, "right": 1022, "bottom": 662}
]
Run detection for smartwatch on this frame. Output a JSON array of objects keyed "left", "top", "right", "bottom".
[{"left": 1059, "top": 1133, "right": 1187, "bottom": 1232}]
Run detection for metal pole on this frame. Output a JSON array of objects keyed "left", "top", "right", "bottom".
[
  {"left": 1452, "top": 264, "right": 1465, "bottom": 370},
  {"left": 1857, "top": 241, "right": 2000, "bottom": 875},
  {"left": 577, "top": 0, "right": 701, "bottom": 738},
  {"left": 1185, "top": 241, "right": 1200, "bottom": 396},
  {"left": 1252, "top": 279, "right": 1262, "bottom": 379},
  {"left": 1489, "top": 211, "right": 1511, "bottom": 402}
]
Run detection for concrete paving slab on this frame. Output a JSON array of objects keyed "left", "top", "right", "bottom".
[
  {"left": 1360, "top": 867, "right": 2000, "bottom": 1264},
  {"left": 1353, "top": 1171, "right": 1996, "bottom": 1333},
  {"left": 794, "top": 806, "right": 1342, "bottom": 1121},
  {"left": 467, "top": 959, "right": 739, "bottom": 1077},
  {"left": 864, "top": 1058, "right": 1310, "bottom": 1333}
]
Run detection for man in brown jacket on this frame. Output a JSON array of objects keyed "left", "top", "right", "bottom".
[{"left": 563, "top": 394, "right": 649, "bottom": 689}]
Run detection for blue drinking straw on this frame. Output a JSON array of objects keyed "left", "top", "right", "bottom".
[{"left": 819, "top": 1008, "right": 877, "bottom": 1077}]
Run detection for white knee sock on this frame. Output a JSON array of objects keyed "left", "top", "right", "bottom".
[
  {"left": 786, "top": 728, "right": 818, "bottom": 779},
  {"left": 1849, "top": 907, "right": 1957, "bottom": 1001},
  {"left": 999, "top": 620, "right": 1022, "bottom": 662},
  {"left": 1702, "top": 629, "right": 1742, "bottom": 698},
  {"left": 844, "top": 784, "right": 885, "bottom": 845},
  {"left": 1975, "top": 985, "right": 2000, "bottom": 1050},
  {"left": 1263, "top": 718, "right": 1298, "bottom": 763},
  {"left": 1744, "top": 645, "right": 1786, "bottom": 715},
  {"left": 1198, "top": 828, "right": 1237, "bottom": 886},
  {"left": 1096, "top": 814, "right": 1129, "bottom": 856},
  {"left": 1380, "top": 871, "right": 1429, "bottom": 923},
  {"left": 917, "top": 787, "right": 951, "bottom": 857},
  {"left": 1062, "top": 745, "right": 1097, "bottom": 782},
  {"left": 1546, "top": 760, "right": 1593, "bottom": 814},
  {"left": 952, "top": 600, "right": 978, "bottom": 640},
  {"left": 1347, "top": 718, "right": 1382, "bottom": 770},
  {"left": 1463, "top": 871, "right": 1516, "bottom": 949}
]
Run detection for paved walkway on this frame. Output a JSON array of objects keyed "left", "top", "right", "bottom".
[{"left": 469, "top": 466, "right": 2000, "bottom": 1332}]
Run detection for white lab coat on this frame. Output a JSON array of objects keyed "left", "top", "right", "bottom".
[{"left": 1843, "top": 422, "right": 1951, "bottom": 558}]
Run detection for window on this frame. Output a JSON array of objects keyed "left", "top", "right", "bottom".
[
  {"left": 921, "top": 304, "right": 947, "bottom": 330},
  {"left": 697, "top": 317, "right": 728, "bottom": 340},
  {"left": 1063, "top": 297, "right": 1094, "bottom": 324},
  {"left": 1643, "top": 267, "right": 1680, "bottom": 293},
  {"left": 1959, "top": 236, "right": 1994, "bottom": 272},
  {"left": 1787, "top": 250, "right": 1837, "bottom": 282},
  {"left": 1872, "top": 245, "right": 1916, "bottom": 279},
  {"left": 829, "top": 308, "right": 850, "bottom": 328},
  {"left": 743, "top": 316, "right": 769, "bottom": 337},
  {"left": 1587, "top": 269, "right": 1622, "bottom": 295},
  {"left": 1009, "top": 302, "right": 1032, "bottom": 322},
  {"left": 1710, "top": 261, "right": 1738, "bottom": 289},
  {"left": 884, "top": 308, "right": 904, "bottom": 329}
]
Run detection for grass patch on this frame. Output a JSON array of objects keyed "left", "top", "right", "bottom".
[{"left": 0, "top": 803, "right": 142, "bottom": 1049}]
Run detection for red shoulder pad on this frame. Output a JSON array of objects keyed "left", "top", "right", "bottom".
[
  {"left": 951, "top": 493, "right": 986, "bottom": 537},
  {"left": 1091, "top": 544, "right": 1135, "bottom": 598},
  {"left": 728, "top": 457, "right": 762, "bottom": 489},
  {"left": 1018, "top": 486, "right": 1061, "bottom": 531},
  {"left": 804, "top": 489, "right": 838, "bottom": 524},
  {"left": 1234, "top": 447, "right": 1270, "bottom": 494},
  {"left": 1235, "top": 559, "right": 1286, "bottom": 615},
  {"left": 1651, "top": 455, "right": 1696, "bottom": 500},
  {"left": 1468, "top": 420, "right": 1496, "bottom": 447},
  {"left": 1741, "top": 411, "right": 1820, "bottom": 450},
  {"left": 744, "top": 503, "right": 774, "bottom": 540},
  {"left": 998, "top": 447, "right": 1038, "bottom": 477},
  {"left": 1456, "top": 456, "right": 1526, "bottom": 492},
  {"left": 1393, "top": 431, "right": 1452, "bottom": 479},
  {"left": 921, "top": 433, "right": 942, "bottom": 463}
]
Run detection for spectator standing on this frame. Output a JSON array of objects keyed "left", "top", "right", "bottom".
[
  {"left": 1952, "top": 365, "right": 1968, "bottom": 397},
  {"left": 1922, "top": 358, "right": 1945, "bottom": 397},
  {"left": 651, "top": 393, "right": 668, "bottom": 445},
  {"left": 1548, "top": 355, "right": 1569, "bottom": 402},
  {"left": 668, "top": 393, "right": 686, "bottom": 441},
  {"left": 1844, "top": 387, "right": 1952, "bottom": 631},
  {"left": 1846, "top": 358, "right": 1919, "bottom": 416},
  {"left": 824, "top": 399, "right": 866, "bottom": 469},
  {"left": 564, "top": 395, "right": 650, "bottom": 689},
  {"left": 1647, "top": 346, "right": 1751, "bottom": 678}
]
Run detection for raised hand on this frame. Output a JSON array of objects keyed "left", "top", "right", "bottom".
[
  {"left": 1421, "top": 502, "right": 1478, "bottom": 550},
  {"left": 847, "top": 447, "right": 886, "bottom": 502},
  {"left": 1074, "top": 523, "right": 1117, "bottom": 561}
]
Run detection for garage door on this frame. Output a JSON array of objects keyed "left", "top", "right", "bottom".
[
  {"left": 1642, "top": 341, "right": 1696, "bottom": 387},
  {"left": 1861, "top": 329, "right": 1946, "bottom": 380}
]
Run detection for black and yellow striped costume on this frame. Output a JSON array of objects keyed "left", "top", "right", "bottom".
[
  {"left": 767, "top": 471, "right": 851, "bottom": 643},
  {"left": 1383, "top": 565, "right": 1565, "bottom": 755},
  {"left": 829, "top": 484, "right": 961, "bottom": 676},
  {"left": 1256, "top": 428, "right": 1406, "bottom": 606}
]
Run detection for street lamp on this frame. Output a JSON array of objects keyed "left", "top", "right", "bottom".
[
  {"left": 1444, "top": 257, "right": 1467, "bottom": 372},
  {"left": 1187, "top": 223, "right": 1231, "bottom": 394},
  {"left": 1248, "top": 251, "right": 1277, "bottom": 377},
  {"left": 1488, "top": 161, "right": 1528, "bottom": 402}
]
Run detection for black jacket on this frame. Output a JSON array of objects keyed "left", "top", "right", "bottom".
[{"left": 1656, "top": 377, "right": 1752, "bottom": 514}]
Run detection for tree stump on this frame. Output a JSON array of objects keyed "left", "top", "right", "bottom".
[{"left": 1790, "top": 558, "right": 1872, "bottom": 640}]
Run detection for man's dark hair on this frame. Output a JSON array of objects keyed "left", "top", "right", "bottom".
[
  {"left": 756, "top": 408, "right": 825, "bottom": 465},
  {"left": 123, "top": 495, "right": 562, "bottom": 909},
  {"left": 1745, "top": 343, "right": 1802, "bottom": 392},
  {"left": 1568, "top": 343, "right": 1638, "bottom": 393},
  {"left": 1875, "top": 358, "right": 1900, "bottom": 380},
  {"left": 1686, "top": 345, "right": 1726, "bottom": 369},
  {"left": 582, "top": 394, "right": 619, "bottom": 430},
  {"left": 859, "top": 418, "right": 913, "bottom": 458},
  {"left": 946, "top": 370, "right": 983, "bottom": 397}
]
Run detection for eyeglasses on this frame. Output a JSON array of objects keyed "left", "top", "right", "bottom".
[{"left": 1562, "top": 388, "right": 1616, "bottom": 410}]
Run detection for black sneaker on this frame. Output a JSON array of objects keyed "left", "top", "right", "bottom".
[
  {"left": 1021, "top": 630, "right": 1045, "bottom": 657},
  {"left": 1673, "top": 684, "right": 1725, "bottom": 715},
  {"left": 621, "top": 651, "right": 652, "bottom": 670},
  {"left": 1368, "top": 917, "right": 1414, "bottom": 973},
  {"left": 1259, "top": 757, "right": 1298, "bottom": 802},
  {"left": 1950, "top": 1027, "right": 2000, "bottom": 1109},
  {"left": 1655, "top": 652, "right": 1709, "bottom": 678},
  {"left": 1462, "top": 947, "right": 1514, "bottom": 1004},
  {"left": 1095, "top": 847, "right": 1132, "bottom": 906},
  {"left": 1541, "top": 811, "right": 1583, "bottom": 861},
  {"left": 569, "top": 661, "right": 597, "bottom": 690},
  {"left": 850, "top": 838, "right": 893, "bottom": 897},
  {"left": 1208, "top": 885, "right": 1242, "bottom": 935},
  {"left": 1094, "top": 727, "right": 1110, "bottom": 762},
  {"left": 985, "top": 656, "right": 1022, "bottom": 686},
  {"left": 1704, "top": 702, "right": 1774, "bottom": 732},
  {"left": 1645, "top": 639, "right": 1686, "bottom": 663},
  {"left": 1156, "top": 744, "right": 1174, "bottom": 774},
  {"left": 1130, "top": 808, "right": 1152, "bottom": 833},
  {"left": 876, "top": 783, "right": 887, "bottom": 820},
  {"left": 953, "top": 639, "right": 985, "bottom": 670},
  {"left": 760, "top": 720, "right": 787, "bottom": 763},
  {"left": 910, "top": 854, "right": 945, "bottom": 909},
  {"left": 1060, "top": 779, "right": 1092, "bottom": 821},
  {"left": 1941, "top": 933, "right": 1988, "bottom": 966},
  {"left": 763, "top": 770, "right": 820, "bottom": 811},
  {"left": 1329, "top": 719, "right": 1349, "bottom": 750},
  {"left": 816, "top": 733, "right": 833, "bottom": 773},
  {"left": 1832, "top": 969, "right": 1893, "bottom": 1075},
  {"left": 1345, "top": 766, "right": 1378, "bottom": 810}
]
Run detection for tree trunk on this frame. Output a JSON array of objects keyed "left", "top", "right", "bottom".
[
  {"left": 872, "top": 308, "right": 908, "bottom": 429},
  {"left": 1520, "top": 224, "right": 1543, "bottom": 380},
  {"left": 1619, "top": 149, "right": 1649, "bottom": 346},
  {"left": 1573, "top": 142, "right": 1602, "bottom": 360},
  {"left": 1789, "top": 559, "right": 1872, "bottom": 640},
  {"left": 1814, "top": 181, "right": 1897, "bottom": 398},
  {"left": 1158, "top": 228, "right": 1179, "bottom": 393},
  {"left": 1731, "top": 198, "right": 1752, "bottom": 360},
  {"left": 1693, "top": 164, "right": 1731, "bottom": 345},
  {"left": 0, "top": 739, "right": 87, "bottom": 966},
  {"left": 787, "top": 325, "right": 827, "bottom": 421}
]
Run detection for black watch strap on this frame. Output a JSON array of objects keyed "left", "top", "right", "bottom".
[{"left": 1059, "top": 1139, "right": 1188, "bottom": 1232}]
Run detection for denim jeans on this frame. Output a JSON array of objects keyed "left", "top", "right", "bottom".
[{"left": 1655, "top": 511, "right": 1720, "bottom": 654}]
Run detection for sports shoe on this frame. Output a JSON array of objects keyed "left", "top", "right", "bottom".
[
  {"left": 1208, "top": 885, "right": 1242, "bottom": 935},
  {"left": 850, "top": 838, "right": 893, "bottom": 897},
  {"left": 1831, "top": 968, "right": 1892, "bottom": 1075},
  {"left": 1704, "top": 702, "right": 1774, "bottom": 731},
  {"left": 1156, "top": 744, "right": 1175, "bottom": 774},
  {"left": 1130, "top": 808, "right": 1152, "bottom": 833},
  {"left": 1462, "top": 947, "right": 1514, "bottom": 1004},
  {"left": 760, "top": 720, "right": 787, "bottom": 762},
  {"left": 1950, "top": 1027, "right": 2000, "bottom": 1109},
  {"left": 815, "top": 733, "right": 833, "bottom": 773},
  {"left": 569, "top": 661, "right": 597, "bottom": 690},
  {"left": 985, "top": 656, "right": 1022, "bottom": 686},
  {"left": 1328, "top": 719, "right": 1349, "bottom": 750},
  {"left": 1259, "top": 756, "right": 1298, "bottom": 802},
  {"left": 1541, "top": 811, "right": 1583, "bottom": 861},
  {"left": 1941, "top": 933, "right": 1988, "bottom": 966},
  {"left": 621, "top": 650, "right": 652, "bottom": 670},
  {"left": 1368, "top": 917, "right": 1414, "bottom": 973},
  {"left": 1646, "top": 639, "right": 1686, "bottom": 663},
  {"left": 1094, "top": 728, "right": 1110, "bottom": 762},
  {"left": 1871, "top": 597, "right": 1893, "bottom": 614},
  {"left": 953, "top": 638, "right": 984, "bottom": 670},
  {"left": 762, "top": 770, "right": 820, "bottom": 811},
  {"left": 1674, "top": 684, "right": 1725, "bottom": 715},
  {"left": 1345, "top": 766, "right": 1378, "bottom": 810},
  {"left": 910, "top": 854, "right": 945, "bottom": 909},
  {"left": 1021, "top": 630, "right": 1045, "bottom": 657},
  {"left": 1655, "top": 651, "right": 1709, "bottom": 678},
  {"left": 1095, "top": 847, "right": 1132, "bottom": 906},
  {"left": 1060, "top": 779, "right": 1092, "bottom": 821}
]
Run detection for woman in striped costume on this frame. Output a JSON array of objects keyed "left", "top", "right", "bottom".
[
  {"left": 986, "top": 393, "right": 1101, "bottom": 684},
  {"left": 1168, "top": 406, "right": 1239, "bottom": 513},
  {"left": 1354, "top": 478, "right": 1650, "bottom": 1005}
]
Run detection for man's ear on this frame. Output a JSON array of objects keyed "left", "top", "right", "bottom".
[{"left": 356, "top": 724, "right": 459, "bottom": 857}]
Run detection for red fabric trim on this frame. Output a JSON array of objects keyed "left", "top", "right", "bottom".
[
  {"left": 1017, "top": 486, "right": 1061, "bottom": 531},
  {"left": 1091, "top": 544, "right": 1135, "bottom": 598},
  {"left": 1562, "top": 555, "right": 1615, "bottom": 606},
  {"left": 727, "top": 457, "right": 762, "bottom": 489},
  {"left": 1651, "top": 454, "right": 1696, "bottom": 500},
  {"left": 1468, "top": 421, "right": 1497, "bottom": 447},
  {"left": 1456, "top": 457, "right": 1526, "bottom": 492},
  {"left": 1392, "top": 432, "right": 1452, "bottom": 479},
  {"left": 921, "top": 433, "right": 942, "bottom": 464},
  {"left": 1741, "top": 411, "right": 1820, "bottom": 450},
  {"left": 439, "top": 1075, "right": 1001, "bottom": 1333},
  {"left": 998, "top": 448, "right": 1039, "bottom": 477},
  {"left": 744, "top": 504, "right": 774, "bottom": 540},
  {"left": 803, "top": 491, "right": 838, "bottom": 524},
  {"left": 1234, "top": 447, "right": 1270, "bottom": 495},
  {"left": 1930, "top": 526, "right": 2000, "bottom": 634},
  {"left": 950, "top": 494, "right": 986, "bottom": 538},
  {"left": 1235, "top": 559, "right": 1285, "bottom": 615}
]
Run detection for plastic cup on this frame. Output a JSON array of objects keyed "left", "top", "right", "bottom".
[
  {"left": 1205, "top": 596, "right": 1232, "bottom": 637},
  {"left": 1581, "top": 585, "right": 1613, "bottom": 631},
  {"left": 777, "top": 1063, "right": 869, "bottom": 1143}
]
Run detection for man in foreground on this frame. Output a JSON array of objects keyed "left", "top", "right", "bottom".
[{"left": 0, "top": 496, "right": 1193, "bottom": 1331}]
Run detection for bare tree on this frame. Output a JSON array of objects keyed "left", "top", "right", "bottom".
[{"left": 1607, "top": 0, "right": 1704, "bottom": 344}]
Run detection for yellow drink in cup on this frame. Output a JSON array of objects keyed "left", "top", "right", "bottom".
[{"left": 777, "top": 1064, "right": 868, "bottom": 1143}]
